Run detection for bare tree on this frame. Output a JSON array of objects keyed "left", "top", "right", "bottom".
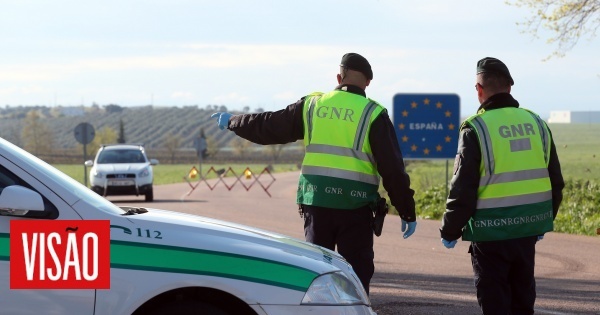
[
  {"left": 21, "top": 110, "right": 54, "bottom": 156},
  {"left": 231, "top": 137, "right": 253, "bottom": 159},
  {"left": 4, "top": 122, "right": 23, "bottom": 147},
  {"left": 508, "top": 0, "right": 600, "bottom": 58},
  {"left": 266, "top": 143, "right": 287, "bottom": 163},
  {"left": 164, "top": 133, "right": 182, "bottom": 164},
  {"left": 206, "top": 134, "right": 221, "bottom": 159}
]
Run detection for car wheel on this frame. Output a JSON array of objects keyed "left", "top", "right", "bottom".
[
  {"left": 147, "top": 301, "right": 229, "bottom": 315},
  {"left": 145, "top": 187, "right": 153, "bottom": 202}
]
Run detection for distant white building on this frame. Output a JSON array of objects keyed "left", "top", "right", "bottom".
[
  {"left": 548, "top": 111, "right": 600, "bottom": 123},
  {"left": 60, "top": 107, "right": 86, "bottom": 117}
]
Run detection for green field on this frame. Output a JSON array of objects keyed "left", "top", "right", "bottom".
[
  {"left": 547, "top": 123, "right": 600, "bottom": 181},
  {"left": 54, "top": 123, "right": 600, "bottom": 236}
]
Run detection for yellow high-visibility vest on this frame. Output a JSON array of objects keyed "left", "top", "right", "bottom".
[
  {"left": 462, "top": 107, "right": 554, "bottom": 241},
  {"left": 297, "top": 91, "right": 384, "bottom": 209}
]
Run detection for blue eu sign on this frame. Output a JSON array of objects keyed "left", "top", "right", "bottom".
[{"left": 393, "top": 93, "right": 460, "bottom": 159}]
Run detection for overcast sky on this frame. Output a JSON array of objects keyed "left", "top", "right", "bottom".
[{"left": 1, "top": 0, "right": 599, "bottom": 119}]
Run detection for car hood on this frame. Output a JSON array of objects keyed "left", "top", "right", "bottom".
[
  {"left": 112, "top": 208, "right": 347, "bottom": 276},
  {"left": 95, "top": 163, "right": 148, "bottom": 173}
]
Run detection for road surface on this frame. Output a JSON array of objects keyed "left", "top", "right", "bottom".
[{"left": 110, "top": 171, "right": 600, "bottom": 315}]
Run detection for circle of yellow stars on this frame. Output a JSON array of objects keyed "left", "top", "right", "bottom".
[{"left": 397, "top": 97, "right": 455, "bottom": 156}]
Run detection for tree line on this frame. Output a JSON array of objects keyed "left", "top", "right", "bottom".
[{"left": 0, "top": 104, "right": 302, "bottom": 164}]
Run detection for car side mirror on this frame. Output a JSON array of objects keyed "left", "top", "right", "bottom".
[
  {"left": 150, "top": 159, "right": 159, "bottom": 166},
  {"left": 84, "top": 160, "right": 94, "bottom": 167},
  {"left": 0, "top": 185, "right": 45, "bottom": 216}
]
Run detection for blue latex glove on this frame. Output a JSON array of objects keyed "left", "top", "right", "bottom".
[
  {"left": 401, "top": 220, "right": 417, "bottom": 239},
  {"left": 210, "top": 112, "right": 232, "bottom": 130},
  {"left": 441, "top": 238, "right": 457, "bottom": 249}
]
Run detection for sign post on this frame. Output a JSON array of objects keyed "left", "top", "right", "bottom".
[
  {"left": 74, "top": 122, "right": 95, "bottom": 187},
  {"left": 194, "top": 135, "right": 207, "bottom": 175},
  {"left": 393, "top": 94, "right": 460, "bottom": 195}
]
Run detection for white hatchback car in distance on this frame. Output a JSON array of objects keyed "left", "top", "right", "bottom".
[{"left": 85, "top": 144, "right": 158, "bottom": 201}]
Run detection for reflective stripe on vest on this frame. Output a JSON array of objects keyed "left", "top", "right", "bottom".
[
  {"left": 354, "top": 101, "right": 378, "bottom": 150},
  {"left": 298, "top": 91, "right": 384, "bottom": 209},
  {"left": 301, "top": 165, "right": 379, "bottom": 186},
  {"left": 305, "top": 144, "right": 376, "bottom": 165},
  {"left": 306, "top": 96, "right": 320, "bottom": 143},
  {"left": 462, "top": 107, "right": 553, "bottom": 241}
]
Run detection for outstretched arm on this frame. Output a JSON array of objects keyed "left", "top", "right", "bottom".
[{"left": 225, "top": 99, "right": 306, "bottom": 145}]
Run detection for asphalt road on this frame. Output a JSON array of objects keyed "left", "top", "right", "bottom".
[{"left": 109, "top": 171, "right": 600, "bottom": 315}]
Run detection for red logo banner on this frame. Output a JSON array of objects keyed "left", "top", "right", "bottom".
[{"left": 10, "top": 220, "right": 110, "bottom": 289}]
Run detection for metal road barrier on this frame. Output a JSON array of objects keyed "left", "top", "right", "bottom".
[{"left": 183, "top": 166, "right": 276, "bottom": 198}]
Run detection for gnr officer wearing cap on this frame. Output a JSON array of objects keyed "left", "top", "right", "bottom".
[
  {"left": 211, "top": 53, "right": 417, "bottom": 294},
  {"left": 440, "top": 57, "right": 565, "bottom": 314}
]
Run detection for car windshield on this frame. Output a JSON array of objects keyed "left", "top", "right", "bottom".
[
  {"left": 97, "top": 149, "right": 147, "bottom": 164},
  {"left": 0, "top": 137, "right": 125, "bottom": 215}
]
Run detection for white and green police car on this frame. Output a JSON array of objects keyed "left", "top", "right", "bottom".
[{"left": 0, "top": 137, "right": 375, "bottom": 315}]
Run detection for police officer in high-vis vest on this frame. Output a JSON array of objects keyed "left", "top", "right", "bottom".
[
  {"left": 440, "top": 57, "right": 565, "bottom": 315},
  {"left": 211, "top": 53, "right": 417, "bottom": 294}
]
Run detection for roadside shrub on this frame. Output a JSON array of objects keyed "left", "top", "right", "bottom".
[
  {"left": 414, "top": 184, "right": 447, "bottom": 220},
  {"left": 395, "top": 179, "right": 600, "bottom": 236},
  {"left": 554, "top": 179, "right": 600, "bottom": 236},
  {"left": 382, "top": 183, "right": 447, "bottom": 219}
]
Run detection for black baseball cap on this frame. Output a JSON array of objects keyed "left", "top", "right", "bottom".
[
  {"left": 340, "top": 53, "right": 373, "bottom": 80},
  {"left": 476, "top": 57, "right": 514, "bottom": 86}
]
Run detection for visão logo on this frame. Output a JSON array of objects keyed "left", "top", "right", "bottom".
[{"left": 10, "top": 220, "right": 110, "bottom": 289}]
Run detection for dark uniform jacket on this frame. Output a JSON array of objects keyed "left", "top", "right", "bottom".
[
  {"left": 228, "top": 84, "right": 416, "bottom": 222},
  {"left": 440, "top": 93, "right": 565, "bottom": 241}
]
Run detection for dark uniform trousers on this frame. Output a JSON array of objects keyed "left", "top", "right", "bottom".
[
  {"left": 302, "top": 205, "right": 374, "bottom": 294},
  {"left": 470, "top": 236, "right": 538, "bottom": 315}
]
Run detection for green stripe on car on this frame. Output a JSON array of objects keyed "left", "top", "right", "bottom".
[
  {"left": 0, "top": 233, "right": 8, "bottom": 261},
  {"left": 111, "top": 240, "right": 319, "bottom": 292},
  {"left": 0, "top": 234, "right": 319, "bottom": 291}
]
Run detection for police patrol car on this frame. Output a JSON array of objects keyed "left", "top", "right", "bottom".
[{"left": 0, "top": 137, "right": 375, "bottom": 315}]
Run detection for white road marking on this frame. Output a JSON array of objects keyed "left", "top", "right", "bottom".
[
  {"left": 534, "top": 309, "right": 573, "bottom": 315},
  {"left": 373, "top": 282, "right": 475, "bottom": 302}
]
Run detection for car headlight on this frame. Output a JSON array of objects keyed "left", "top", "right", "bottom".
[
  {"left": 138, "top": 167, "right": 150, "bottom": 178},
  {"left": 93, "top": 170, "right": 103, "bottom": 178},
  {"left": 301, "top": 271, "right": 369, "bottom": 305}
]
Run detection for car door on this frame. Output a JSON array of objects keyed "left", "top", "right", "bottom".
[{"left": 0, "top": 156, "right": 95, "bottom": 315}]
